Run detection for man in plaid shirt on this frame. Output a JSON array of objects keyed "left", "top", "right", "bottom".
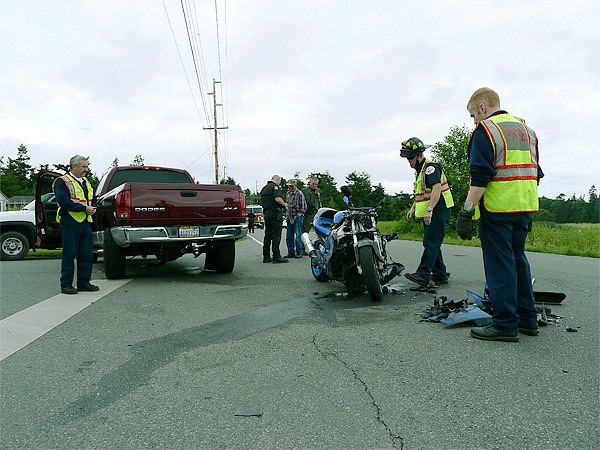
[{"left": 285, "top": 179, "right": 307, "bottom": 258}]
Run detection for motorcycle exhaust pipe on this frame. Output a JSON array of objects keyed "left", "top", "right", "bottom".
[
  {"left": 301, "top": 233, "right": 323, "bottom": 268},
  {"left": 301, "top": 233, "right": 315, "bottom": 254}
]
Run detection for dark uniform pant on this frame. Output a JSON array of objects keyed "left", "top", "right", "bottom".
[
  {"left": 302, "top": 211, "right": 316, "bottom": 233},
  {"left": 416, "top": 207, "right": 450, "bottom": 280},
  {"left": 263, "top": 210, "right": 283, "bottom": 259},
  {"left": 479, "top": 210, "right": 537, "bottom": 332},
  {"left": 60, "top": 216, "right": 94, "bottom": 288}
]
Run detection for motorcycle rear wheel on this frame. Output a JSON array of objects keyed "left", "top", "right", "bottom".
[{"left": 358, "top": 246, "right": 382, "bottom": 301}]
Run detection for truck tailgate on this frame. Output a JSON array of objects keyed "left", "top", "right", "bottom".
[{"left": 125, "top": 184, "right": 243, "bottom": 226}]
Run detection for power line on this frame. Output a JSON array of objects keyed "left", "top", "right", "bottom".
[
  {"left": 214, "top": 0, "right": 223, "bottom": 81},
  {"left": 162, "top": 0, "right": 204, "bottom": 125},
  {"left": 166, "top": 0, "right": 229, "bottom": 184},
  {"left": 214, "top": 0, "right": 228, "bottom": 180},
  {"left": 187, "top": 0, "right": 211, "bottom": 121},
  {"left": 181, "top": 0, "right": 211, "bottom": 125}
]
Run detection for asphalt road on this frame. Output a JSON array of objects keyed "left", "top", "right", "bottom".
[{"left": 1, "top": 230, "right": 598, "bottom": 449}]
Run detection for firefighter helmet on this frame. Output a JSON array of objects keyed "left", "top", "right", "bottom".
[{"left": 399, "top": 137, "right": 431, "bottom": 159}]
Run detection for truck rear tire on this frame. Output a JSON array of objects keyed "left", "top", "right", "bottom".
[
  {"left": 0, "top": 231, "right": 30, "bottom": 261},
  {"left": 103, "top": 230, "right": 126, "bottom": 279},
  {"left": 204, "top": 240, "right": 235, "bottom": 274}
]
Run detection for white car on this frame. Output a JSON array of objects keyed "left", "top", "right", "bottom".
[
  {"left": 1, "top": 199, "right": 38, "bottom": 260},
  {"left": 0, "top": 194, "right": 55, "bottom": 260}
]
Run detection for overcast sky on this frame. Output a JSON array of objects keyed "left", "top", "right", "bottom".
[{"left": 1, "top": 0, "right": 599, "bottom": 199}]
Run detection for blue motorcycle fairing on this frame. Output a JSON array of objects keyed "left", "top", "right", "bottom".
[{"left": 313, "top": 207, "right": 338, "bottom": 237}]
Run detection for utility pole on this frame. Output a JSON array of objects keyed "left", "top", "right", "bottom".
[{"left": 203, "top": 79, "right": 228, "bottom": 184}]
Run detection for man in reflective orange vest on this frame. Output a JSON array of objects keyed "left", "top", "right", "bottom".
[
  {"left": 53, "top": 155, "right": 98, "bottom": 294},
  {"left": 400, "top": 137, "right": 454, "bottom": 287},
  {"left": 456, "top": 87, "right": 544, "bottom": 342}
]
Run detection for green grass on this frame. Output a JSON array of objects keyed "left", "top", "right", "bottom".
[
  {"left": 378, "top": 221, "right": 600, "bottom": 258},
  {"left": 25, "top": 249, "right": 62, "bottom": 259},
  {"left": 526, "top": 222, "right": 600, "bottom": 258}
]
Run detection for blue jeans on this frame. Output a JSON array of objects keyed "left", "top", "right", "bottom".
[
  {"left": 416, "top": 207, "right": 450, "bottom": 280},
  {"left": 479, "top": 210, "right": 537, "bottom": 332},
  {"left": 60, "top": 216, "right": 94, "bottom": 288},
  {"left": 286, "top": 216, "right": 304, "bottom": 255}
]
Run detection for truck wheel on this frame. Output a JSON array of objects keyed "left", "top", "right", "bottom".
[
  {"left": 205, "top": 240, "right": 235, "bottom": 274},
  {"left": 103, "top": 230, "right": 126, "bottom": 279},
  {"left": 1, "top": 231, "right": 30, "bottom": 261},
  {"left": 358, "top": 246, "right": 382, "bottom": 302}
]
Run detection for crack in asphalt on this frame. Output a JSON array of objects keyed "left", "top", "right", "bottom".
[
  {"left": 38, "top": 290, "right": 400, "bottom": 447},
  {"left": 312, "top": 333, "right": 404, "bottom": 449}
]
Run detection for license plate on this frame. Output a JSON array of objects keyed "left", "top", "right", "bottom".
[{"left": 179, "top": 226, "right": 200, "bottom": 238}]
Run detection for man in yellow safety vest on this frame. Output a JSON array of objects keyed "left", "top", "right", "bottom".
[
  {"left": 400, "top": 137, "right": 454, "bottom": 287},
  {"left": 456, "top": 87, "right": 544, "bottom": 342},
  {"left": 53, "top": 155, "right": 98, "bottom": 294}
]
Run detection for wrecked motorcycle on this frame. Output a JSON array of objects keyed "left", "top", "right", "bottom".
[{"left": 301, "top": 186, "right": 404, "bottom": 301}]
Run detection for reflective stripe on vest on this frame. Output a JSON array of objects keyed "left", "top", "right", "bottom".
[
  {"left": 53, "top": 174, "right": 94, "bottom": 223},
  {"left": 413, "top": 160, "right": 454, "bottom": 218},
  {"left": 479, "top": 113, "right": 539, "bottom": 213}
]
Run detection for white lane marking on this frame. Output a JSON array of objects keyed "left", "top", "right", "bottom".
[
  {"left": 0, "top": 279, "right": 131, "bottom": 361},
  {"left": 247, "top": 234, "right": 262, "bottom": 245}
]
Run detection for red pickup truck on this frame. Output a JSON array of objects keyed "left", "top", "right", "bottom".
[{"left": 36, "top": 166, "right": 247, "bottom": 278}]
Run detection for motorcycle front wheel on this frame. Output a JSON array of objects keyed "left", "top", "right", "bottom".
[
  {"left": 311, "top": 240, "right": 329, "bottom": 282},
  {"left": 358, "top": 245, "right": 382, "bottom": 301}
]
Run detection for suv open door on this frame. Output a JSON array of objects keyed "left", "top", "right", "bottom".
[{"left": 35, "top": 170, "right": 62, "bottom": 249}]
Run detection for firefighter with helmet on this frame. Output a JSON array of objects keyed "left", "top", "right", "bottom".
[{"left": 400, "top": 137, "right": 454, "bottom": 287}]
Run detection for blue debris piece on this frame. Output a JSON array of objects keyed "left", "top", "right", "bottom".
[
  {"left": 466, "top": 290, "right": 492, "bottom": 310},
  {"left": 423, "top": 313, "right": 449, "bottom": 322},
  {"left": 381, "top": 263, "right": 405, "bottom": 285},
  {"left": 440, "top": 304, "right": 492, "bottom": 326}
]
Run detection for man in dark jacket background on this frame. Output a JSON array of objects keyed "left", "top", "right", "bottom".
[
  {"left": 260, "top": 175, "right": 288, "bottom": 263},
  {"left": 301, "top": 178, "right": 322, "bottom": 234}
]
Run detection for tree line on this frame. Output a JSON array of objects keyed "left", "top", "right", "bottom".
[
  {"left": 2, "top": 137, "right": 598, "bottom": 223},
  {"left": 0, "top": 145, "right": 143, "bottom": 199}
]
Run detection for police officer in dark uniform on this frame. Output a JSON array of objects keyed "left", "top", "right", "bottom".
[{"left": 260, "top": 175, "right": 289, "bottom": 263}]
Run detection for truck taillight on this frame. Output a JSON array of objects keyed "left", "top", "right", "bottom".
[
  {"left": 116, "top": 190, "right": 131, "bottom": 219},
  {"left": 240, "top": 190, "right": 246, "bottom": 214}
]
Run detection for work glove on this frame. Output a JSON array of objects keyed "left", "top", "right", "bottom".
[{"left": 455, "top": 207, "right": 475, "bottom": 240}]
